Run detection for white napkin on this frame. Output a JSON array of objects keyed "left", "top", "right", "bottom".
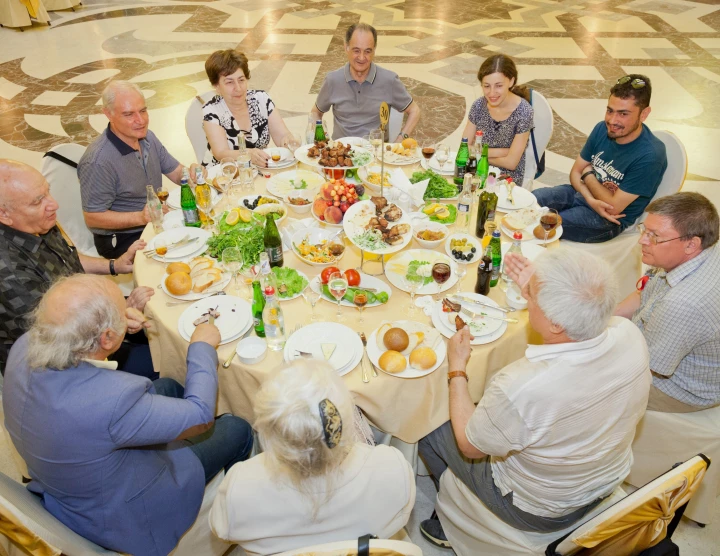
[
  {"left": 280, "top": 217, "right": 318, "bottom": 252},
  {"left": 387, "top": 168, "right": 428, "bottom": 209}
]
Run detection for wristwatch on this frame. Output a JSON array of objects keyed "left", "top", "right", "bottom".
[
  {"left": 400, "top": 133, "right": 409, "bottom": 139},
  {"left": 109, "top": 259, "right": 118, "bottom": 276},
  {"left": 447, "top": 371, "right": 469, "bottom": 385}
]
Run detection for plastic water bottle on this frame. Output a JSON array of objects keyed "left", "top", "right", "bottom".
[
  {"left": 145, "top": 185, "right": 163, "bottom": 233},
  {"left": 501, "top": 231, "right": 523, "bottom": 291},
  {"left": 456, "top": 173, "right": 474, "bottom": 231},
  {"left": 262, "top": 286, "right": 286, "bottom": 351}
]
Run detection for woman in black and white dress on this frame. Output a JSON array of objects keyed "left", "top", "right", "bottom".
[
  {"left": 202, "top": 49, "right": 294, "bottom": 168},
  {"left": 462, "top": 54, "right": 534, "bottom": 185}
]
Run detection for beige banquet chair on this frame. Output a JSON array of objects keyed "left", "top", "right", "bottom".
[
  {"left": 523, "top": 90, "right": 553, "bottom": 188},
  {"left": 558, "top": 130, "right": 687, "bottom": 299},
  {"left": 185, "top": 91, "right": 215, "bottom": 164},
  {"left": 0, "top": 0, "right": 50, "bottom": 29},
  {"left": 0, "top": 469, "right": 230, "bottom": 556},
  {"left": 41, "top": 143, "right": 134, "bottom": 295},
  {"left": 625, "top": 406, "right": 720, "bottom": 526},
  {"left": 273, "top": 537, "right": 422, "bottom": 556},
  {"left": 549, "top": 454, "right": 709, "bottom": 555}
]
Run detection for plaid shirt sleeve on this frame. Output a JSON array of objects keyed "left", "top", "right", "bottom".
[{"left": 0, "top": 256, "right": 48, "bottom": 351}]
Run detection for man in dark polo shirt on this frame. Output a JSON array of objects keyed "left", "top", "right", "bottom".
[
  {"left": 0, "top": 159, "right": 155, "bottom": 377},
  {"left": 78, "top": 80, "right": 204, "bottom": 259},
  {"left": 310, "top": 23, "right": 421, "bottom": 142}
]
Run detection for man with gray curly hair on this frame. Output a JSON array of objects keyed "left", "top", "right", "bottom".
[
  {"left": 3, "top": 274, "right": 253, "bottom": 556},
  {"left": 417, "top": 249, "right": 651, "bottom": 549}
]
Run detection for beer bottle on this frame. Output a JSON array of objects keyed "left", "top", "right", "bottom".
[
  {"left": 180, "top": 169, "right": 201, "bottom": 228},
  {"left": 477, "top": 143, "right": 489, "bottom": 190},
  {"left": 475, "top": 245, "right": 493, "bottom": 296},
  {"left": 486, "top": 190, "right": 498, "bottom": 224},
  {"left": 263, "top": 213, "right": 284, "bottom": 268},
  {"left": 453, "top": 138, "right": 469, "bottom": 187},
  {"left": 314, "top": 120, "right": 326, "bottom": 143},
  {"left": 475, "top": 191, "right": 489, "bottom": 238},
  {"left": 251, "top": 281, "right": 266, "bottom": 337},
  {"left": 489, "top": 230, "right": 502, "bottom": 288}
]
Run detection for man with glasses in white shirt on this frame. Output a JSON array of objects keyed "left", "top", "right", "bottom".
[{"left": 615, "top": 192, "right": 720, "bottom": 412}]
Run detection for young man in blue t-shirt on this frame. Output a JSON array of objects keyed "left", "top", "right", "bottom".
[{"left": 533, "top": 74, "right": 667, "bottom": 243}]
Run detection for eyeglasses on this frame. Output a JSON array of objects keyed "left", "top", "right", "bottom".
[
  {"left": 637, "top": 224, "right": 684, "bottom": 245},
  {"left": 617, "top": 76, "right": 646, "bottom": 89}
]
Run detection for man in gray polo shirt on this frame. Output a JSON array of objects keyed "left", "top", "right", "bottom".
[
  {"left": 78, "top": 81, "right": 203, "bottom": 259},
  {"left": 310, "top": 23, "right": 421, "bottom": 142}
]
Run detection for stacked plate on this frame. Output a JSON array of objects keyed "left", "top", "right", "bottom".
[
  {"left": 431, "top": 293, "right": 508, "bottom": 346},
  {"left": 420, "top": 151, "right": 456, "bottom": 176},
  {"left": 495, "top": 184, "right": 536, "bottom": 212},
  {"left": 147, "top": 227, "right": 211, "bottom": 262},
  {"left": 264, "top": 147, "right": 296, "bottom": 170},
  {"left": 284, "top": 323, "right": 363, "bottom": 377},
  {"left": 178, "top": 296, "right": 253, "bottom": 345}
]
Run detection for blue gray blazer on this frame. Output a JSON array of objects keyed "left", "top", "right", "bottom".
[{"left": 3, "top": 334, "right": 219, "bottom": 556}]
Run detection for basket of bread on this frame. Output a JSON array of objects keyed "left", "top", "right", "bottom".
[
  {"left": 366, "top": 320, "right": 445, "bottom": 378},
  {"left": 162, "top": 257, "right": 230, "bottom": 300}
]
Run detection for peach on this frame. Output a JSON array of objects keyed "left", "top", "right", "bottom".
[
  {"left": 324, "top": 206, "right": 343, "bottom": 224},
  {"left": 313, "top": 198, "right": 328, "bottom": 217}
]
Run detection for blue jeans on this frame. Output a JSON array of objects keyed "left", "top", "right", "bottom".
[
  {"left": 152, "top": 378, "right": 253, "bottom": 483},
  {"left": 532, "top": 185, "right": 624, "bottom": 243}
]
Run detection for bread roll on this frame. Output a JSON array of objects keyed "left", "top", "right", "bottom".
[
  {"left": 384, "top": 328, "right": 409, "bottom": 352},
  {"left": 533, "top": 225, "right": 556, "bottom": 240},
  {"left": 190, "top": 259, "right": 215, "bottom": 277},
  {"left": 192, "top": 268, "right": 223, "bottom": 293},
  {"left": 190, "top": 256, "right": 214, "bottom": 271},
  {"left": 379, "top": 350, "right": 407, "bottom": 374},
  {"left": 401, "top": 331, "right": 425, "bottom": 356},
  {"left": 166, "top": 271, "right": 192, "bottom": 295},
  {"left": 166, "top": 262, "right": 191, "bottom": 275},
  {"left": 409, "top": 347, "right": 437, "bottom": 370}
]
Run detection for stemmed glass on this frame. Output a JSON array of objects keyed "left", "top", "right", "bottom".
[
  {"left": 195, "top": 187, "right": 215, "bottom": 232},
  {"left": 455, "top": 265, "right": 467, "bottom": 294},
  {"left": 220, "top": 157, "right": 237, "bottom": 183},
  {"left": 157, "top": 188, "right": 169, "bottom": 206},
  {"left": 369, "top": 128, "right": 383, "bottom": 160},
  {"left": 353, "top": 290, "right": 368, "bottom": 325},
  {"left": 154, "top": 237, "right": 168, "bottom": 265},
  {"left": 222, "top": 247, "right": 243, "bottom": 295},
  {"left": 540, "top": 208, "right": 559, "bottom": 248},
  {"left": 435, "top": 144, "right": 449, "bottom": 172},
  {"left": 402, "top": 272, "right": 423, "bottom": 318},
  {"left": 431, "top": 262, "right": 451, "bottom": 300},
  {"left": 302, "top": 288, "right": 322, "bottom": 323},
  {"left": 328, "top": 271, "right": 348, "bottom": 322}
]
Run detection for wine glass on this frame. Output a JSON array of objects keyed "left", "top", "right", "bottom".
[
  {"left": 455, "top": 265, "right": 467, "bottom": 294},
  {"left": 220, "top": 157, "right": 237, "bottom": 183},
  {"left": 157, "top": 188, "right": 169, "bottom": 206},
  {"left": 431, "top": 262, "right": 451, "bottom": 300},
  {"left": 302, "top": 288, "right": 322, "bottom": 323},
  {"left": 540, "top": 208, "right": 559, "bottom": 248},
  {"left": 435, "top": 144, "right": 449, "bottom": 171},
  {"left": 369, "top": 128, "right": 383, "bottom": 160},
  {"left": 328, "top": 271, "right": 348, "bottom": 322},
  {"left": 222, "top": 247, "right": 243, "bottom": 295},
  {"left": 402, "top": 272, "right": 423, "bottom": 318},
  {"left": 421, "top": 142, "right": 435, "bottom": 161},
  {"left": 195, "top": 187, "right": 214, "bottom": 232},
  {"left": 353, "top": 290, "right": 368, "bottom": 325},
  {"left": 154, "top": 237, "right": 168, "bottom": 265}
]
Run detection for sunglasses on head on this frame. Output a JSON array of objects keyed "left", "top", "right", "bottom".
[{"left": 617, "top": 76, "right": 646, "bottom": 89}]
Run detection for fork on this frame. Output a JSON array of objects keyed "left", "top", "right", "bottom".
[
  {"left": 506, "top": 181, "right": 515, "bottom": 205},
  {"left": 460, "top": 306, "right": 518, "bottom": 324},
  {"left": 359, "top": 332, "right": 377, "bottom": 378},
  {"left": 143, "top": 235, "right": 194, "bottom": 257},
  {"left": 165, "top": 291, "right": 226, "bottom": 307}
]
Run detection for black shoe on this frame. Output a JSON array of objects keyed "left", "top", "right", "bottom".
[{"left": 420, "top": 514, "right": 452, "bottom": 549}]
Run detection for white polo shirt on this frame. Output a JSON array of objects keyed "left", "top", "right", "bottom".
[{"left": 466, "top": 317, "right": 651, "bottom": 518}]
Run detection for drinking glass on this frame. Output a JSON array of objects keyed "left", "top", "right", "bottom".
[
  {"left": 402, "top": 272, "right": 423, "bottom": 318},
  {"left": 540, "top": 208, "right": 559, "bottom": 248},
  {"left": 302, "top": 288, "right": 322, "bottom": 323},
  {"left": 435, "top": 144, "right": 449, "bottom": 171},
  {"left": 431, "top": 262, "right": 451, "bottom": 300},
  {"left": 220, "top": 157, "right": 237, "bottom": 182},
  {"left": 421, "top": 142, "right": 436, "bottom": 161},
  {"left": 353, "top": 290, "right": 368, "bottom": 325},
  {"left": 284, "top": 133, "right": 301, "bottom": 154},
  {"left": 157, "top": 188, "right": 169, "bottom": 206},
  {"left": 328, "top": 271, "right": 348, "bottom": 322},
  {"left": 154, "top": 237, "right": 168, "bottom": 265},
  {"left": 195, "top": 188, "right": 214, "bottom": 232},
  {"left": 369, "top": 128, "right": 383, "bottom": 160},
  {"left": 455, "top": 265, "right": 467, "bottom": 294},
  {"left": 222, "top": 247, "right": 243, "bottom": 295},
  {"left": 305, "top": 118, "right": 316, "bottom": 144}
]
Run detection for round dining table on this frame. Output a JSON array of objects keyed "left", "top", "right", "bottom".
[{"left": 134, "top": 161, "right": 544, "bottom": 444}]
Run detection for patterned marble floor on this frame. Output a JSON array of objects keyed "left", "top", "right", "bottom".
[{"left": 1, "top": 0, "right": 719, "bottom": 553}]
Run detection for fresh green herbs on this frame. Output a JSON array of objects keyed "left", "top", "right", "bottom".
[
  {"left": 272, "top": 267, "right": 308, "bottom": 298},
  {"left": 411, "top": 170, "right": 458, "bottom": 200},
  {"left": 352, "top": 229, "right": 388, "bottom": 251},
  {"left": 350, "top": 149, "right": 372, "bottom": 167},
  {"left": 206, "top": 224, "right": 264, "bottom": 264}
]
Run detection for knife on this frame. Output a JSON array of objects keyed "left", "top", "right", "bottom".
[{"left": 450, "top": 295, "right": 515, "bottom": 313}]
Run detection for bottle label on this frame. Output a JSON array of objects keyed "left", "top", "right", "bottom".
[
  {"left": 182, "top": 209, "right": 199, "bottom": 224},
  {"left": 455, "top": 164, "right": 467, "bottom": 179},
  {"left": 266, "top": 246, "right": 283, "bottom": 264},
  {"left": 458, "top": 203, "right": 470, "bottom": 214}
]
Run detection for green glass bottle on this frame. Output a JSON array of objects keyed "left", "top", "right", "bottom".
[
  {"left": 263, "top": 213, "right": 284, "bottom": 268},
  {"left": 314, "top": 120, "right": 326, "bottom": 143},
  {"left": 477, "top": 143, "right": 489, "bottom": 190},
  {"left": 453, "top": 138, "right": 469, "bottom": 187},
  {"left": 252, "top": 280, "right": 266, "bottom": 337},
  {"left": 180, "top": 170, "right": 201, "bottom": 228},
  {"left": 489, "top": 230, "right": 502, "bottom": 288}
]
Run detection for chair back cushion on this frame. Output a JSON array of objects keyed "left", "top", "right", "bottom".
[
  {"left": 185, "top": 92, "right": 215, "bottom": 164},
  {"left": 637, "top": 130, "right": 686, "bottom": 224},
  {"left": 523, "top": 90, "right": 553, "bottom": 185},
  {"left": 41, "top": 143, "right": 98, "bottom": 257}
]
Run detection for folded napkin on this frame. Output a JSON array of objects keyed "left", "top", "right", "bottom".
[{"left": 386, "top": 168, "right": 429, "bottom": 209}]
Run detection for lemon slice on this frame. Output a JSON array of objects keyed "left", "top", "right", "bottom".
[
  {"left": 225, "top": 208, "right": 241, "bottom": 226},
  {"left": 238, "top": 207, "right": 252, "bottom": 223}
]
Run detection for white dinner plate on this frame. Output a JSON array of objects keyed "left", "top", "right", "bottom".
[
  {"left": 495, "top": 184, "right": 536, "bottom": 211},
  {"left": 294, "top": 144, "right": 373, "bottom": 171},
  {"left": 284, "top": 323, "right": 363, "bottom": 377},
  {"left": 385, "top": 249, "right": 458, "bottom": 295},
  {"left": 422, "top": 151, "right": 456, "bottom": 176},
  {"left": 309, "top": 273, "right": 392, "bottom": 308},
  {"left": 367, "top": 320, "right": 446, "bottom": 379},
  {"left": 149, "top": 228, "right": 211, "bottom": 261},
  {"left": 167, "top": 187, "right": 219, "bottom": 210},
  {"left": 501, "top": 222, "right": 563, "bottom": 245},
  {"left": 291, "top": 228, "right": 346, "bottom": 267},
  {"left": 336, "top": 136, "right": 368, "bottom": 147},
  {"left": 377, "top": 144, "right": 421, "bottom": 165},
  {"left": 162, "top": 210, "right": 185, "bottom": 230},
  {"left": 444, "top": 233, "right": 482, "bottom": 265},
  {"left": 160, "top": 270, "right": 231, "bottom": 301},
  {"left": 274, "top": 268, "right": 309, "bottom": 301},
  {"left": 266, "top": 169, "right": 325, "bottom": 198},
  {"left": 431, "top": 295, "right": 508, "bottom": 345},
  {"left": 178, "top": 296, "right": 251, "bottom": 345},
  {"left": 343, "top": 200, "right": 413, "bottom": 255}
]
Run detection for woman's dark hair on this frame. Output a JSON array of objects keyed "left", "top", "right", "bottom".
[
  {"left": 205, "top": 50, "right": 250, "bottom": 86},
  {"left": 477, "top": 54, "right": 530, "bottom": 102}
]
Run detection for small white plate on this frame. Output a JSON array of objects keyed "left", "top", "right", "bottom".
[
  {"left": 310, "top": 273, "right": 391, "bottom": 308},
  {"left": 160, "top": 270, "right": 231, "bottom": 301},
  {"left": 178, "top": 296, "right": 251, "bottom": 345},
  {"left": 377, "top": 144, "right": 421, "bottom": 165},
  {"left": 444, "top": 233, "right": 482, "bottom": 265},
  {"left": 495, "top": 184, "right": 536, "bottom": 211},
  {"left": 284, "top": 323, "right": 363, "bottom": 376},
  {"left": 267, "top": 169, "right": 325, "bottom": 198},
  {"left": 367, "top": 320, "right": 446, "bottom": 379},
  {"left": 431, "top": 295, "right": 508, "bottom": 345},
  {"left": 501, "top": 223, "right": 563, "bottom": 245},
  {"left": 273, "top": 268, "right": 309, "bottom": 301},
  {"left": 149, "top": 228, "right": 211, "bottom": 261}
]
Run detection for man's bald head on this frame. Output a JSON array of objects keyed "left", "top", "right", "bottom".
[
  {"left": 27, "top": 274, "right": 127, "bottom": 370},
  {"left": 0, "top": 159, "right": 59, "bottom": 235}
]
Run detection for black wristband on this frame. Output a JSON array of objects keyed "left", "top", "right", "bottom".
[
  {"left": 109, "top": 259, "right": 117, "bottom": 276},
  {"left": 581, "top": 170, "right": 595, "bottom": 182}
]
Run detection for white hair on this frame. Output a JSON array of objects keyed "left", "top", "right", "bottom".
[
  {"left": 253, "top": 360, "right": 354, "bottom": 520},
  {"left": 102, "top": 80, "right": 144, "bottom": 111},
  {"left": 533, "top": 248, "right": 618, "bottom": 341},
  {"left": 26, "top": 275, "right": 125, "bottom": 370}
]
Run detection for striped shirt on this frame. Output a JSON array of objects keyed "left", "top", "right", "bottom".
[
  {"left": 633, "top": 244, "right": 720, "bottom": 407},
  {"left": 466, "top": 317, "right": 650, "bottom": 518},
  {"left": 78, "top": 124, "right": 179, "bottom": 236}
]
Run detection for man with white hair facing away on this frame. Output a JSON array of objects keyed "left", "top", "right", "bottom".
[
  {"left": 3, "top": 274, "right": 253, "bottom": 556},
  {"left": 78, "top": 80, "right": 205, "bottom": 259},
  {"left": 417, "top": 249, "right": 651, "bottom": 549}
]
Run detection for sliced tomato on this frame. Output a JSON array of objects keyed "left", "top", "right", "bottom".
[
  {"left": 321, "top": 266, "right": 340, "bottom": 284},
  {"left": 344, "top": 269, "right": 360, "bottom": 287}
]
